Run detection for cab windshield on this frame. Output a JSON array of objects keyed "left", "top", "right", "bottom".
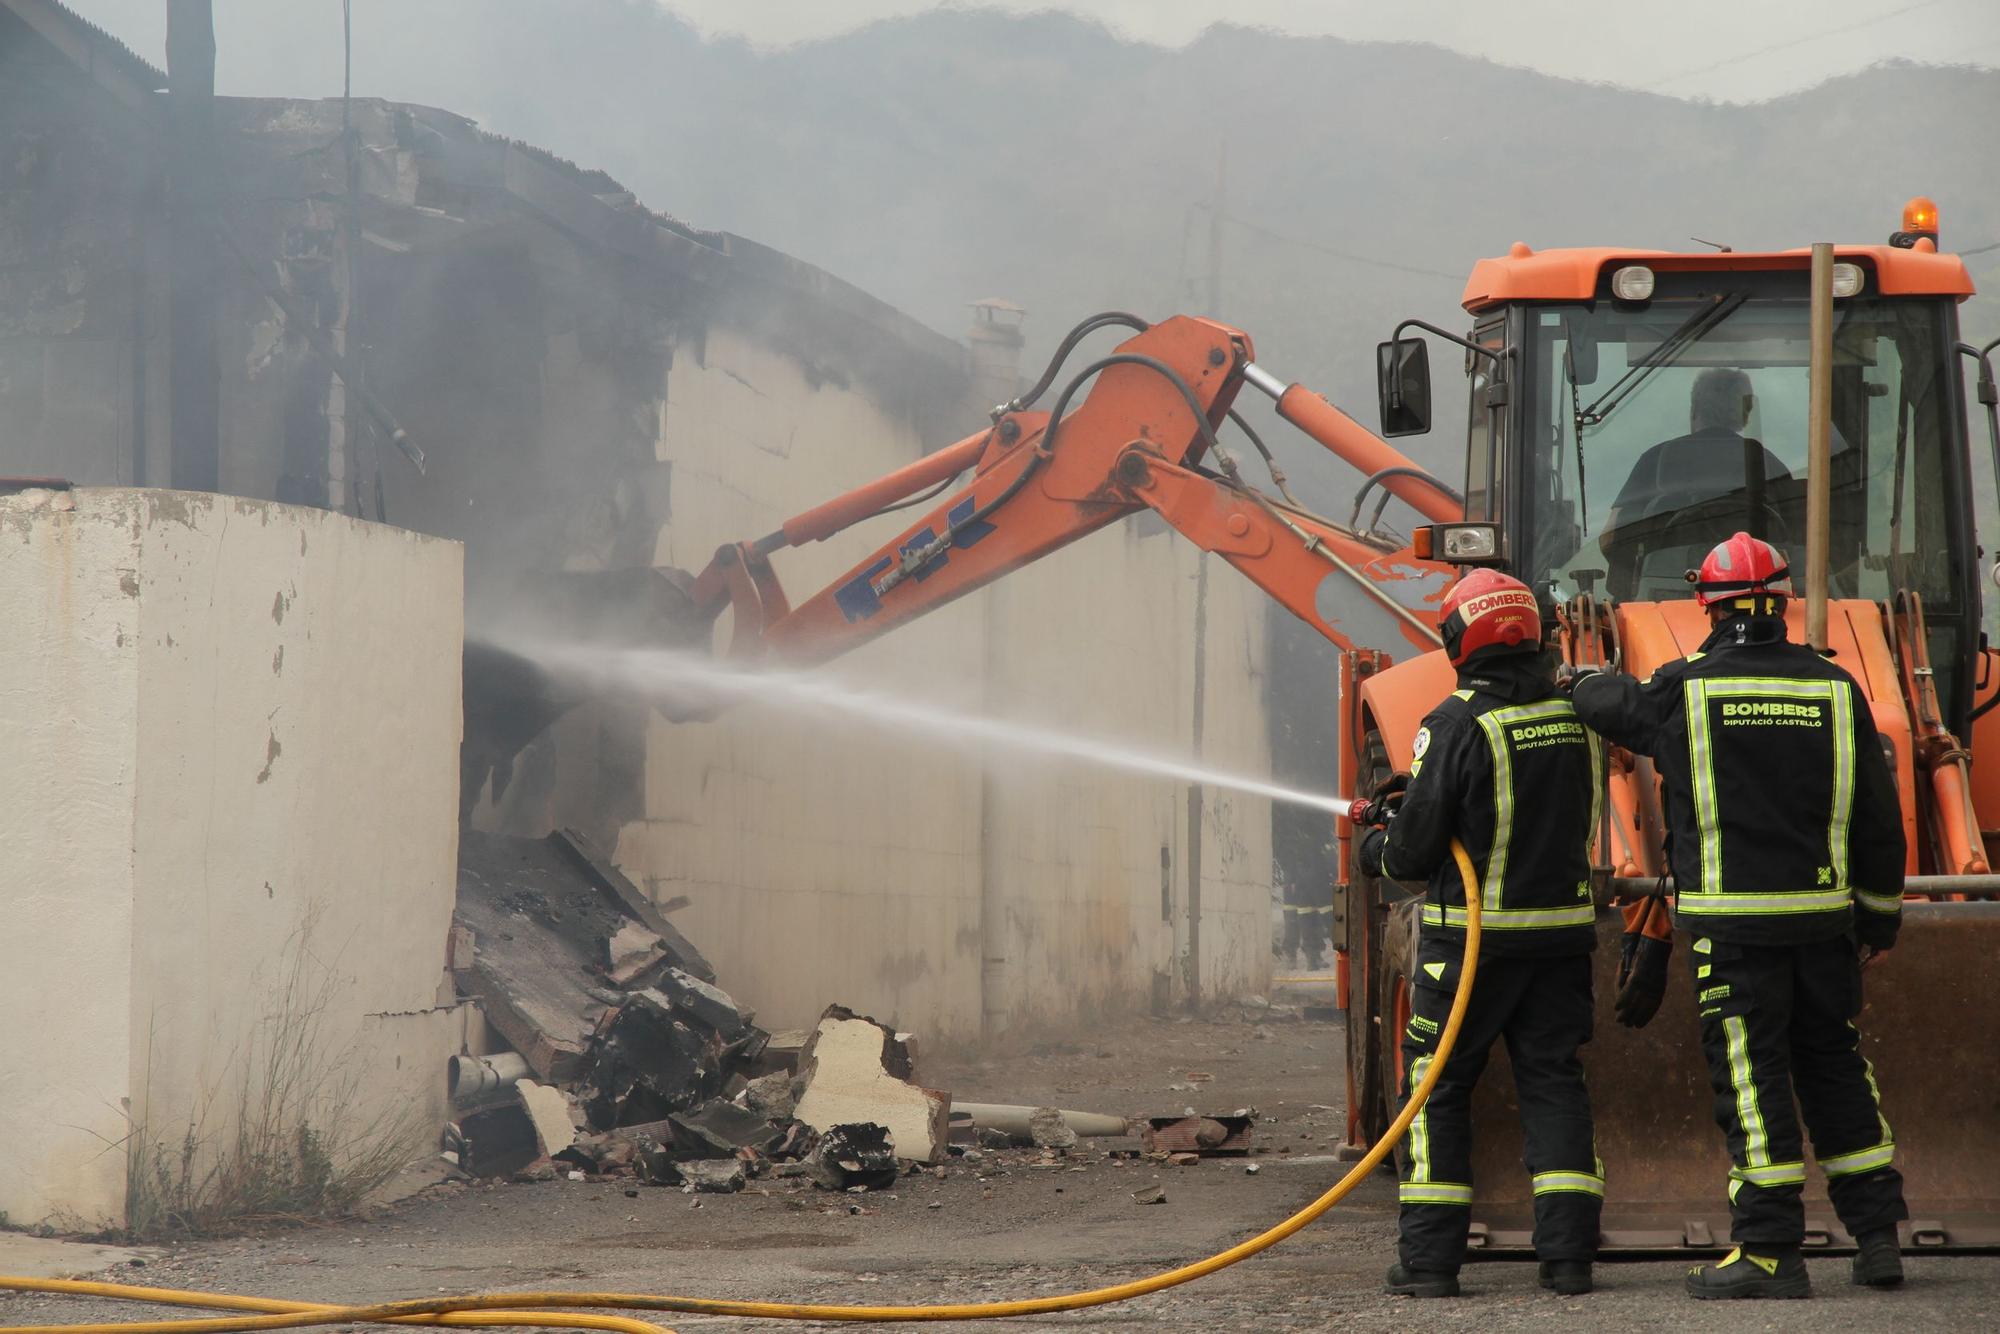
[{"left": 1521, "top": 295, "right": 1966, "bottom": 677}]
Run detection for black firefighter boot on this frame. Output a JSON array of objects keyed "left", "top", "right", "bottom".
[
  {"left": 1685, "top": 1245, "right": 1811, "bottom": 1299},
  {"left": 1538, "top": 1260, "right": 1593, "bottom": 1295},
  {"left": 1383, "top": 1263, "right": 1460, "bottom": 1298},
  {"left": 1852, "top": 1227, "right": 1905, "bottom": 1288}
]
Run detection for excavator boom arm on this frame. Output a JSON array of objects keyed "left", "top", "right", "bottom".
[{"left": 684, "top": 316, "right": 1448, "bottom": 674}]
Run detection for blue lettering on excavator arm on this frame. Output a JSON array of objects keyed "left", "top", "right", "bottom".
[{"left": 832, "top": 497, "right": 1000, "bottom": 624}]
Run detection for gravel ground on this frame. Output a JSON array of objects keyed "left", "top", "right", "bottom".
[{"left": 5, "top": 1003, "right": 1997, "bottom": 1332}]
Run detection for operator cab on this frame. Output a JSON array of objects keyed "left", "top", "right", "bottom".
[{"left": 1375, "top": 200, "right": 1987, "bottom": 737}]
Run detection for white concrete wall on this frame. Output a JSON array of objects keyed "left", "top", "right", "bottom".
[
  {"left": 980, "top": 528, "right": 1271, "bottom": 1031},
  {"left": 0, "top": 489, "right": 462, "bottom": 1229},
  {"left": 596, "top": 324, "right": 1271, "bottom": 1040},
  {"left": 616, "top": 325, "right": 990, "bottom": 1036}
]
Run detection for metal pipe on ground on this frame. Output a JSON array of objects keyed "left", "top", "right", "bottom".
[
  {"left": 449, "top": 1052, "right": 531, "bottom": 1104},
  {"left": 949, "top": 1103, "right": 1131, "bottom": 1139}
]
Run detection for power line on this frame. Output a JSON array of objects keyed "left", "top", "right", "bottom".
[
  {"left": 1218, "top": 210, "right": 1462, "bottom": 281},
  {"left": 1644, "top": 0, "right": 1945, "bottom": 89}
]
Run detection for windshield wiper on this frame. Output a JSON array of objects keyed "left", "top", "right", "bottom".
[
  {"left": 1575, "top": 292, "right": 1749, "bottom": 433},
  {"left": 1561, "top": 330, "right": 1590, "bottom": 533}
]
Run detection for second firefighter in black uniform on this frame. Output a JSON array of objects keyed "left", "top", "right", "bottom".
[
  {"left": 1353, "top": 569, "right": 1604, "bottom": 1298},
  {"left": 1569, "top": 531, "right": 1909, "bottom": 1300}
]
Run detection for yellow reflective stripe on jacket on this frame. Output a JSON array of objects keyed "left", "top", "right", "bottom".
[
  {"left": 1475, "top": 710, "right": 1515, "bottom": 912},
  {"left": 1678, "top": 888, "right": 1855, "bottom": 915},
  {"left": 1819, "top": 1140, "right": 1895, "bottom": 1178},
  {"left": 1684, "top": 676, "right": 1854, "bottom": 902},
  {"left": 1687, "top": 679, "right": 1724, "bottom": 892},
  {"left": 1854, "top": 887, "right": 1903, "bottom": 914},
  {"left": 1473, "top": 699, "right": 1579, "bottom": 913},
  {"left": 1828, "top": 682, "right": 1855, "bottom": 889},
  {"left": 1422, "top": 902, "right": 1597, "bottom": 930},
  {"left": 1531, "top": 1169, "right": 1606, "bottom": 1197},
  {"left": 1398, "top": 1181, "right": 1474, "bottom": 1205}
]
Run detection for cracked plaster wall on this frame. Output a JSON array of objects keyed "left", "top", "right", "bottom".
[{"left": 0, "top": 489, "right": 463, "bottom": 1228}]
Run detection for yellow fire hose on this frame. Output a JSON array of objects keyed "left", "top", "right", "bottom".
[{"left": 3, "top": 844, "right": 1482, "bottom": 1333}]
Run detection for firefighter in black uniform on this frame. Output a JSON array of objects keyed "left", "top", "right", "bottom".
[
  {"left": 1568, "top": 531, "right": 1907, "bottom": 1299},
  {"left": 1352, "top": 569, "right": 1605, "bottom": 1298}
]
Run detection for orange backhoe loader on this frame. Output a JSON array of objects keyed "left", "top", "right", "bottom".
[{"left": 479, "top": 198, "right": 2000, "bottom": 1253}]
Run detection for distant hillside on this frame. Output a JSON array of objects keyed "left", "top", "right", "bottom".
[{"left": 296, "top": 5, "right": 2000, "bottom": 490}]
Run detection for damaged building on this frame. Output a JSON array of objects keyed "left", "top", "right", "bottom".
[{"left": 0, "top": 0, "right": 1273, "bottom": 1227}]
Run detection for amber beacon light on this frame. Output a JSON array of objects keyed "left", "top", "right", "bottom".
[{"left": 1892, "top": 194, "right": 1940, "bottom": 248}]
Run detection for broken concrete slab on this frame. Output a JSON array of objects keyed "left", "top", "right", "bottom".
[
  {"left": 741, "top": 1070, "right": 799, "bottom": 1122},
  {"left": 551, "top": 826, "right": 715, "bottom": 982},
  {"left": 454, "top": 833, "right": 636, "bottom": 1080},
  {"left": 792, "top": 1006, "right": 949, "bottom": 1164},
  {"left": 680, "top": 1159, "right": 747, "bottom": 1194},
  {"left": 516, "top": 1079, "right": 578, "bottom": 1159},
  {"left": 669, "top": 1099, "right": 782, "bottom": 1158},
  {"left": 1132, "top": 1184, "right": 1168, "bottom": 1205},
  {"left": 808, "top": 1122, "right": 899, "bottom": 1192},
  {"left": 604, "top": 920, "right": 667, "bottom": 987},
  {"left": 578, "top": 989, "right": 725, "bottom": 1129},
  {"left": 1028, "top": 1107, "right": 1079, "bottom": 1152},
  {"left": 655, "top": 968, "right": 750, "bottom": 1041},
  {"left": 635, "top": 1147, "right": 682, "bottom": 1186}
]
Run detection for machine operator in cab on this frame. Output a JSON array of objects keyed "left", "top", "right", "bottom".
[
  {"left": 1351, "top": 570, "right": 1605, "bottom": 1299},
  {"left": 1567, "top": 532, "right": 1908, "bottom": 1300}
]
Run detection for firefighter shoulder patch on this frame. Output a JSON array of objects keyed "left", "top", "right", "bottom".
[{"left": 1411, "top": 727, "right": 1432, "bottom": 761}]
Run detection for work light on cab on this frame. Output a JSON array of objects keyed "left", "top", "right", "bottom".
[
  {"left": 1413, "top": 522, "right": 1503, "bottom": 566},
  {"left": 1610, "top": 265, "right": 1654, "bottom": 301}
]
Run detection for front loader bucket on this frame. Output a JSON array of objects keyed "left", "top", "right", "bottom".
[{"left": 1465, "top": 901, "right": 2000, "bottom": 1252}]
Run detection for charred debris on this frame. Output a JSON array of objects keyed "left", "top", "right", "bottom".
[{"left": 444, "top": 828, "right": 1259, "bottom": 1193}]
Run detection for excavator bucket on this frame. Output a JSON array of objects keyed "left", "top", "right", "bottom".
[
  {"left": 462, "top": 566, "right": 713, "bottom": 820},
  {"left": 1464, "top": 901, "right": 2000, "bottom": 1252}
]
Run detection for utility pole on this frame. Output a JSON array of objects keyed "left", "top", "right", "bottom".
[
  {"left": 1205, "top": 139, "right": 1226, "bottom": 315},
  {"left": 1806, "top": 242, "right": 1834, "bottom": 651},
  {"left": 165, "top": 0, "right": 219, "bottom": 493},
  {"left": 1185, "top": 137, "right": 1226, "bottom": 1006}
]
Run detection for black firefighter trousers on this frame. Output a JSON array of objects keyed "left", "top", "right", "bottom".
[
  {"left": 1396, "top": 940, "right": 1601, "bottom": 1273},
  {"left": 1690, "top": 934, "right": 1907, "bottom": 1246}
]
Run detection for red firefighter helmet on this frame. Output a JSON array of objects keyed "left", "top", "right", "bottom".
[
  {"left": 1692, "top": 531, "right": 1793, "bottom": 611},
  {"left": 1439, "top": 569, "right": 1541, "bottom": 667}
]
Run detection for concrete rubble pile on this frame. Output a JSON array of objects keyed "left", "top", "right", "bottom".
[{"left": 445, "top": 829, "right": 952, "bottom": 1190}]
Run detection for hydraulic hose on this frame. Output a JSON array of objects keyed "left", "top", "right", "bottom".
[
  {"left": 4, "top": 843, "right": 1482, "bottom": 1332},
  {"left": 1008, "top": 312, "right": 1152, "bottom": 413}
]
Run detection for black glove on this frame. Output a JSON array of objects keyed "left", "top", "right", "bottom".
[
  {"left": 1356, "top": 827, "right": 1388, "bottom": 879},
  {"left": 1556, "top": 663, "right": 1603, "bottom": 694},
  {"left": 1854, "top": 900, "right": 1900, "bottom": 955},
  {"left": 1348, "top": 772, "right": 1411, "bottom": 829},
  {"left": 1613, "top": 930, "right": 1672, "bottom": 1028}
]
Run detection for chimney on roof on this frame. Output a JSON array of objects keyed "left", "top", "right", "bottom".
[{"left": 965, "top": 299, "right": 1025, "bottom": 417}]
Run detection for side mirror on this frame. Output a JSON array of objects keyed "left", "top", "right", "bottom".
[{"left": 1376, "top": 338, "right": 1431, "bottom": 437}]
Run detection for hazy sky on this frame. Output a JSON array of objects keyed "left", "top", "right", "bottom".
[{"left": 69, "top": 0, "right": 2000, "bottom": 103}]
